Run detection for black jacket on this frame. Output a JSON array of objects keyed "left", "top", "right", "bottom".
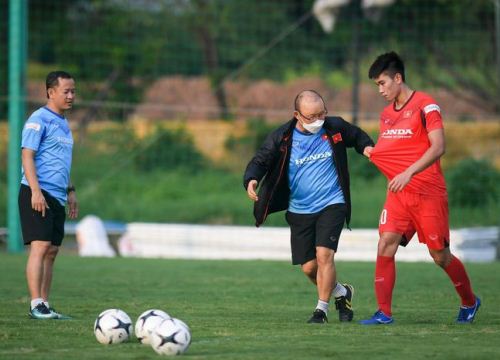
[{"left": 243, "top": 116, "right": 374, "bottom": 227}]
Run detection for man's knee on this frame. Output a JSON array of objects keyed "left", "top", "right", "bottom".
[
  {"left": 29, "top": 241, "right": 52, "bottom": 257},
  {"left": 378, "top": 232, "right": 401, "bottom": 256},
  {"left": 45, "top": 246, "right": 59, "bottom": 262},
  {"left": 429, "top": 247, "right": 452, "bottom": 268},
  {"left": 315, "top": 247, "right": 335, "bottom": 267},
  {"left": 301, "top": 260, "right": 317, "bottom": 278}
]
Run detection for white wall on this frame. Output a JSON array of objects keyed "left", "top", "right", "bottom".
[{"left": 118, "top": 224, "right": 498, "bottom": 262}]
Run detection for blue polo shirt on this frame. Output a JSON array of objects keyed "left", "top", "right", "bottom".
[
  {"left": 288, "top": 128, "right": 344, "bottom": 214},
  {"left": 21, "top": 106, "right": 74, "bottom": 205}
]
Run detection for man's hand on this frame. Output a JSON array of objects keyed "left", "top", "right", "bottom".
[
  {"left": 388, "top": 170, "right": 413, "bottom": 192},
  {"left": 67, "top": 191, "right": 79, "bottom": 219},
  {"left": 247, "top": 180, "right": 259, "bottom": 202},
  {"left": 31, "top": 190, "right": 49, "bottom": 217},
  {"left": 363, "top": 146, "right": 374, "bottom": 159}
]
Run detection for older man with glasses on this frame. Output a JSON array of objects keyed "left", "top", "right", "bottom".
[{"left": 243, "top": 90, "right": 374, "bottom": 324}]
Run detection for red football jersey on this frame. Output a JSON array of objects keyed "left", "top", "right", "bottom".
[{"left": 370, "top": 91, "right": 447, "bottom": 195}]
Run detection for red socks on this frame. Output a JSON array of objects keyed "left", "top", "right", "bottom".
[
  {"left": 444, "top": 255, "right": 476, "bottom": 307},
  {"left": 374, "top": 254, "right": 475, "bottom": 315},
  {"left": 375, "top": 255, "right": 396, "bottom": 317}
]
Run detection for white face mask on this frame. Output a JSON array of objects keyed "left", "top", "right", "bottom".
[{"left": 301, "top": 119, "right": 324, "bottom": 134}]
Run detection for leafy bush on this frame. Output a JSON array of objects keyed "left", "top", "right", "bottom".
[
  {"left": 134, "top": 127, "right": 206, "bottom": 173},
  {"left": 225, "top": 117, "right": 277, "bottom": 154},
  {"left": 347, "top": 148, "right": 382, "bottom": 181},
  {"left": 447, "top": 158, "right": 500, "bottom": 207},
  {"left": 224, "top": 118, "right": 278, "bottom": 171}
]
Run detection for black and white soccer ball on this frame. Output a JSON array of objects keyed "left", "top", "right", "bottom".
[
  {"left": 150, "top": 317, "right": 191, "bottom": 356},
  {"left": 135, "top": 309, "right": 171, "bottom": 345},
  {"left": 94, "top": 309, "right": 133, "bottom": 344}
]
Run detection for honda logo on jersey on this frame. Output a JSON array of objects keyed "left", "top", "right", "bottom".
[{"left": 381, "top": 128, "right": 414, "bottom": 139}]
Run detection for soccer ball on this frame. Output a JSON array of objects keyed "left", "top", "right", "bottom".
[
  {"left": 135, "top": 309, "right": 171, "bottom": 345},
  {"left": 150, "top": 318, "right": 191, "bottom": 356},
  {"left": 94, "top": 309, "right": 133, "bottom": 344},
  {"left": 174, "top": 318, "right": 190, "bottom": 333}
]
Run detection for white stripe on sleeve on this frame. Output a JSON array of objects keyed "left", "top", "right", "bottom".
[
  {"left": 423, "top": 104, "right": 440, "bottom": 114},
  {"left": 25, "top": 123, "right": 41, "bottom": 131}
]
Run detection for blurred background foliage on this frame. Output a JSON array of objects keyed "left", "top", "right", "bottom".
[
  {"left": 1, "top": 0, "right": 499, "bottom": 120},
  {"left": 0, "top": 0, "right": 499, "bottom": 227},
  {"left": 2, "top": 120, "right": 498, "bottom": 228}
]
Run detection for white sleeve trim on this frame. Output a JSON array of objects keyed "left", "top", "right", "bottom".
[
  {"left": 24, "top": 122, "right": 41, "bottom": 131},
  {"left": 423, "top": 104, "right": 440, "bottom": 114}
]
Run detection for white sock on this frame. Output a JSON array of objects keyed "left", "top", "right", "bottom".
[
  {"left": 316, "top": 300, "right": 329, "bottom": 315},
  {"left": 31, "top": 298, "right": 44, "bottom": 310},
  {"left": 43, "top": 301, "right": 50, "bottom": 309},
  {"left": 332, "top": 283, "right": 347, "bottom": 298}
]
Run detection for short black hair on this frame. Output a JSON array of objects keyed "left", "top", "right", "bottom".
[
  {"left": 368, "top": 51, "right": 405, "bottom": 82},
  {"left": 46, "top": 71, "right": 73, "bottom": 98},
  {"left": 294, "top": 89, "right": 325, "bottom": 112}
]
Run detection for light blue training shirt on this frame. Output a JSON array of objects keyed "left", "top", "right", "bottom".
[
  {"left": 21, "top": 106, "right": 74, "bottom": 205},
  {"left": 288, "top": 127, "right": 345, "bottom": 214}
]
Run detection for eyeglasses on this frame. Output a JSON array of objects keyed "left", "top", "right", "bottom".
[{"left": 297, "top": 109, "right": 328, "bottom": 122}]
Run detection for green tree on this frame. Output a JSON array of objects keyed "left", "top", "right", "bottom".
[{"left": 364, "top": 0, "right": 499, "bottom": 114}]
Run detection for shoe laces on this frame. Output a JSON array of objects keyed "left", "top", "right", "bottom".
[
  {"left": 34, "top": 303, "right": 51, "bottom": 315},
  {"left": 335, "top": 296, "right": 352, "bottom": 311},
  {"left": 312, "top": 309, "right": 326, "bottom": 319}
]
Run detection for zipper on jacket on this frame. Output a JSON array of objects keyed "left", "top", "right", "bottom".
[
  {"left": 329, "top": 134, "right": 351, "bottom": 230},
  {"left": 259, "top": 140, "right": 289, "bottom": 226}
]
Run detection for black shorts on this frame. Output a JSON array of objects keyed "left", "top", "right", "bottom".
[
  {"left": 18, "top": 184, "right": 66, "bottom": 246},
  {"left": 285, "top": 203, "right": 347, "bottom": 265}
]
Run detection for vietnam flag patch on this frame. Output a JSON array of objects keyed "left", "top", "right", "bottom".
[{"left": 332, "top": 132, "right": 342, "bottom": 144}]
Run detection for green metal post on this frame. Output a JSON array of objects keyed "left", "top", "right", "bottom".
[
  {"left": 495, "top": 0, "right": 500, "bottom": 105},
  {"left": 7, "top": 0, "right": 27, "bottom": 253}
]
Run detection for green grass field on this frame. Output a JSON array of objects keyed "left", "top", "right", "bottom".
[{"left": 1, "top": 253, "right": 499, "bottom": 359}]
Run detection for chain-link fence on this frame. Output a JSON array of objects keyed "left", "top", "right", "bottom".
[
  {"left": 1, "top": 0, "right": 499, "bottom": 229},
  {"left": 1, "top": 0, "right": 499, "bottom": 121}
]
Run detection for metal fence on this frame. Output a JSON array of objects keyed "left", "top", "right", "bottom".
[
  {"left": 1, "top": 0, "right": 499, "bottom": 122},
  {"left": 1, "top": 0, "right": 500, "bottom": 252}
]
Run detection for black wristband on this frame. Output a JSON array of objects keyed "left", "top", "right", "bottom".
[{"left": 67, "top": 185, "right": 76, "bottom": 194}]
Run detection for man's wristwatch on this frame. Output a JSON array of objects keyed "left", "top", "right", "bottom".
[{"left": 67, "top": 185, "right": 76, "bottom": 194}]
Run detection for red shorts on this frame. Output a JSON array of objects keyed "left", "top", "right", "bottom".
[{"left": 378, "top": 190, "right": 450, "bottom": 250}]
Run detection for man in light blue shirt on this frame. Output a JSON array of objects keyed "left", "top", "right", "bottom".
[
  {"left": 286, "top": 92, "right": 351, "bottom": 324},
  {"left": 19, "top": 71, "right": 78, "bottom": 320},
  {"left": 288, "top": 127, "right": 345, "bottom": 214},
  {"left": 245, "top": 90, "right": 374, "bottom": 323}
]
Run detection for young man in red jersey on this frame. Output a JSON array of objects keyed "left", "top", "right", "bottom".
[{"left": 360, "top": 52, "right": 480, "bottom": 325}]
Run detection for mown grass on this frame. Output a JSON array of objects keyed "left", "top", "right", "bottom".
[{"left": 0, "top": 254, "right": 499, "bottom": 360}]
